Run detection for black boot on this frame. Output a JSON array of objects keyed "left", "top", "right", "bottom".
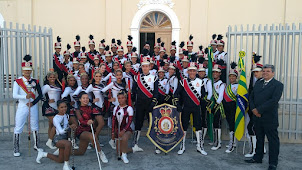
[{"left": 13, "top": 134, "right": 20, "bottom": 157}]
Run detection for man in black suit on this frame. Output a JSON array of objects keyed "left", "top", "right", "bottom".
[{"left": 245, "top": 65, "right": 284, "bottom": 170}]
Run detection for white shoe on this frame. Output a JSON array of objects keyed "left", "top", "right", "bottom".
[
  {"left": 109, "top": 139, "right": 116, "bottom": 150},
  {"left": 46, "top": 139, "right": 57, "bottom": 149},
  {"left": 197, "top": 146, "right": 207, "bottom": 155},
  {"left": 99, "top": 150, "right": 108, "bottom": 163},
  {"left": 132, "top": 144, "right": 143, "bottom": 153},
  {"left": 53, "top": 149, "right": 59, "bottom": 156},
  {"left": 63, "top": 161, "right": 72, "bottom": 170},
  {"left": 13, "top": 152, "right": 20, "bottom": 157},
  {"left": 87, "top": 143, "right": 92, "bottom": 150},
  {"left": 72, "top": 140, "right": 79, "bottom": 149},
  {"left": 121, "top": 153, "right": 129, "bottom": 164},
  {"left": 36, "top": 150, "right": 47, "bottom": 164},
  {"left": 155, "top": 147, "right": 161, "bottom": 154}
]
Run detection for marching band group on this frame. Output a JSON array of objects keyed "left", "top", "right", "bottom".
[{"left": 12, "top": 34, "right": 265, "bottom": 170}]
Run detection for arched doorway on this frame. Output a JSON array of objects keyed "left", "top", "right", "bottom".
[
  {"left": 130, "top": 3, "right": 180, "bottom": 55},
  {"left": 139, "top": 12, "right": 172, "bottom": 55}
]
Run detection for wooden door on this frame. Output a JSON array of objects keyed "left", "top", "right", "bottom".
[{"left": 156, "top": 32, "right": 171, "bottom": 56}]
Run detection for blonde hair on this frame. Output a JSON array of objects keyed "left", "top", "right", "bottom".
[
  {"left": 93, "top": 70, "right": 103, "bottom": 77},
  {"left": 47, "top": 71, "right": 58, "bottom": 78}
]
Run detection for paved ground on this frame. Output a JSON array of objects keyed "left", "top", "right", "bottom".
[{"left": 0, "top": 133, "right": 301, "bottom": 170}]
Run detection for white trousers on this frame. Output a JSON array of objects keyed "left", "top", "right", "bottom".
[{"left": 14, "top": 104, "right": 39, "bottom": 134}]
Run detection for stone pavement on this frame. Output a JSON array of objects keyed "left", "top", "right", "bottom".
[{"left": 0, "top": 133, "right": 301, "bottom": 170}]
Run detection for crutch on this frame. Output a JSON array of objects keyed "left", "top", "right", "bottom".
[
  {"left": 90, "top": 124, "right": 102, "bottom": 170},
  {"left": 116, "top": 112, "right": 121, "bottom": 160}
]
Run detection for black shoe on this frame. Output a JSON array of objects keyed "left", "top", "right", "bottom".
[
  {"left": 244, "top": 158, "right": 262, "bottom": 163},
  {"left": 268, "top": 165, "right": 277, "bottom": 170}
]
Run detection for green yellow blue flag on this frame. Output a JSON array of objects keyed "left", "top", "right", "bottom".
[{"left": 235, "top": 51, "right": 248, "bottom": 141}]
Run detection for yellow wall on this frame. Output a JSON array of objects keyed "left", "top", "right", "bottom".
[{"left": 1, "top": 0, "right": 302, "bottom": 51}]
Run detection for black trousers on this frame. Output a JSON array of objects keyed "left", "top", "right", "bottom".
[
  {"left": 213, "top": 108, "right": 222, "bottom": 128},
  {"left": 135, "top": 98, "right": 152, "bottom": 131},
  {"left": 253, "top": 121, "right": 280, "bottom": 166},
  {"left": 247, "top": 110, "right": 256, "bottom": 135},
  {"left": 200, "top": 100, "right": 207, "bottom": 128},
  {"left": 181, "top": 105, "right": 202, "bottom": 131},
  {"left": 223, "top": 100, "right": 236, "bottom": 132}
]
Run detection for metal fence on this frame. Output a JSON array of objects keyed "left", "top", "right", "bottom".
[
  {"left": 226, "top": 23, "right": 302, "bottom": 142},
  {"left": 0, "top": 21, "right": 53, "bottom": 135}
]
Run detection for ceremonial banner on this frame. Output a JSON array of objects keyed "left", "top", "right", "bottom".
[
  {"left": 235, "top": 51, "right": 248, "bottom": 141},
  {"left": 147, "top": 104, "right": 184, "bottom": 153},
  {"left": 206, "top": 46, "right": 215, "bottom": 141}
]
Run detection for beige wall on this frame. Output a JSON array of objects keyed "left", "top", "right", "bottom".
[{"left": 1, "top": 0, "right": 302, "bottom": 51}]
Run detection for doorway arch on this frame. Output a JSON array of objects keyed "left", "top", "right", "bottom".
[{"left": 130, "top": 4, "right": 180, "bottom": 54}]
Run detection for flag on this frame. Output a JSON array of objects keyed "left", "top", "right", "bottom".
[
  {"left": 206, "top": 46, "right": 215, "bottom": 141},
  {"left": 234, "top": 51, "right": 249, "bottom": 141}
]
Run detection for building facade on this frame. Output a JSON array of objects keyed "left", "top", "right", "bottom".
[{"left": 1, "top": 0, "right": 302, "bottom": 53}]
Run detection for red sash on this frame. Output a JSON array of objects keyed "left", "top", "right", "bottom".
[
  {"left": 127, "top": 79, "right": 132, "bottom": 106},
  {"left": 91, "top": 68, "right": 95, "bottom": 79},
  {"left": 61, "top": 63, "right": 69, "bottom": 73},
  {"left": 53, "top": 54, "right": 62, "bottom": 71},
  {"left": 176, "top": 60, "right": 183, "bottom": 70},
  {"left": 87, "top": 52, "right": 94, "bottom": 61},
  {"left": 169, "top": 88, "right": 174, "bottom": 93},
  {"left": 137, "top": 74, "right": 153, "bottom": 98},
  {"left": 158, "top": 81, "right": 166, "bottom": 96},
  {"left": 183, "top": 79, "right": 200, "bottom": 105},
  {"left": 130, "top": 67, "right": 138, "bottom": 76},
  {"left": 15, "top": 78, "right": 36, "bottom": 99},
  {"left": 105, "top": 63, "right": 112, "bottom": 73}
]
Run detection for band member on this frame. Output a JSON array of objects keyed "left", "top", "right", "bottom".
[
  {"left": 102, "top": 69, "right": 126, "bottom": 148},
  {"left": 111, "top": 38, "right": 118, "bottom": 57},
  {"left": 36, "top": 100, "right": 77, "bottom": 170},
  {"left": 75, "top": 92, "right": 108, "bottom": 163},
  {"left": 123, "top": 61, "right": 134, "bottom": 90},
  {"left": 73, "top": 73, "right": 92, "bottom": 102},
  {"left": 149, "top": 59, "right": 158, "bottom": 76},
  {"left": 152, "top": 38, "right": 161, "bottom": 60},
  {"left": 79, "top": 47, "right": 91, "bottom": 73},
  {"left": 223, "top": 62, "right": 238, "bottom": 153},
  {"left": 196, "top": 45, "right": 204, "bottom": 60},
  {"left": 85, "top": 70, "right": 106, "bottom": 137},
  {"left": 187, "top": 35, "right": 195, "bottom": 56},
  {"left": 42, "top": 70, "right": 62, "bottom": 150},
  {"left": 130, "top": 48, "right": 140, "bottom": 75},
  {"left": 179, "top": 52, "right": 190, "bottom": 80},
  {"left": 215, "top": 34, "right": 227, "bottom": 83},
  {"left": 112, "top": 90, "right": 143, "bottom": 164},
  {"left": 72, "top": 58, "right": 81, "bottom": 86},
  {"left": 88, "top": 55, "right": 101, "bottom": 80},
  {"left": 61, "top": 73, "right": 78, "bottom": 126},
  {"left": 99, "top": 39, "right": 106, "bottom": 62},
  {"left": 53, "top": 36, "right": 64, "bottom": 81},
  {"left": 169, "top": 41, "right": 179, "bottom": 62},
  {"left": 132, "top": 56, "right": 159, "bottom": 151},
  {"left": 104, "top": 45, "right": 114, "bottom": 75},
  {"left": 126, "top": 35, "right": 133, "bottom": 59},
  {"left": 13, "top": 55, "right": 42, "bottom": 157},
  {"left": 167, "top": 63, "right": 178, "bottom": 105},
  {"left": 87, "top": 34, "right": 99, "bottom": 65},
  {"left": 103, "top": 62, "right": 120, "bottom": 82},
  {"left": 71, "top": 35, "right": 81, "bottom": 61},
  {"left": 176, "top": 62, "right": 207, "bottom": 156},
  {"left": 210, "top": 64, "right": 226, "bottom": 151},
  {"left": 61, "top": 44, "right": 73, "bottom": 78},
  {"left": 197, "top": 63, "right": 212, "bottom": 142},
  {"left": 245, "top": 53, "right": 264, "bottom": 158},
  {"left": 178, "top": 41, "right": 185, "bottom": 60},
  {"left": 157, "top": 66, "right": 169, "bottom": 105},
  {"left": 115, "top": 40, "right": 127, "bottom": 67},
  {"left": 210, "top": 34, "right": 219, "bottom": 58},
  {"left": 158, "top": 43, "right": 166, "bottom": 62}
]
